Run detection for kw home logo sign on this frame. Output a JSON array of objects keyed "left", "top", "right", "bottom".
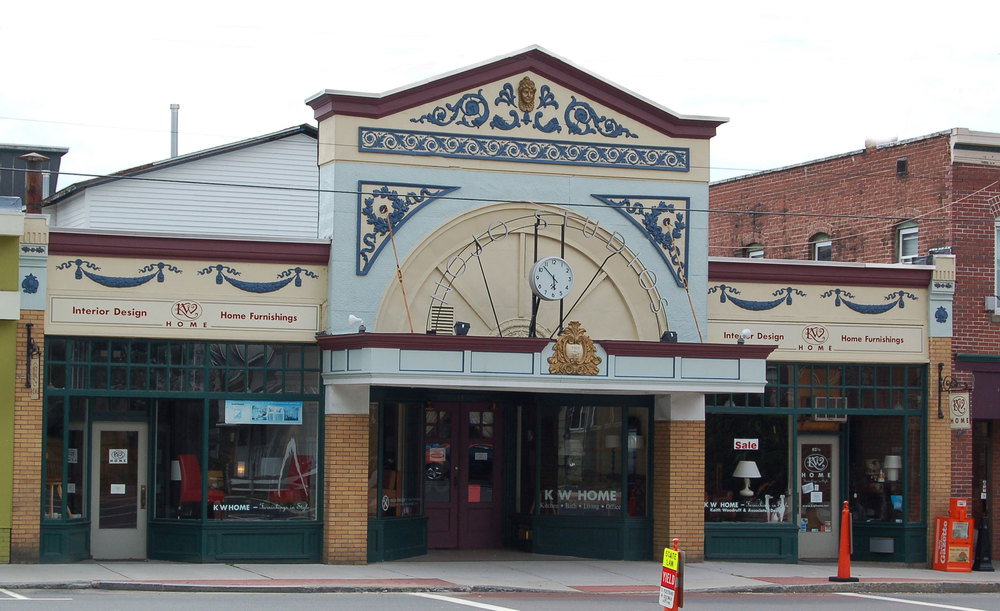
[
  {"left": 950, "top": 392, "right": 971, "bottom": 430},
  {"left": 49, "top": 296, "right": 320, "bottom": 333}
]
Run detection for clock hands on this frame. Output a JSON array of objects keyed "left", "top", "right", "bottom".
[{"left": 542, "top": 265, "right": 558, "bottom": 289}]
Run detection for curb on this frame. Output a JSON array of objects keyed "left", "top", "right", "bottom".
[
  {"left": 3, "top": 580, "right": 999, "bottom": 595},
  {"left": 693, "top": 581, "right": 1000, "bottom": 595}
]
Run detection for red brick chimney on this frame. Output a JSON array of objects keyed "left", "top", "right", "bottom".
[{"left": 19, "top": 152, "right": 50, "bottom": 214}]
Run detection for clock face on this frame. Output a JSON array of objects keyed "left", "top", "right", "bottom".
[{"left": 529, "top": 256, "right": 574, "bottom": 301}]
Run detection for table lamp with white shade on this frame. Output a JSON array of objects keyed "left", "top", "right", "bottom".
[
  {"left": 733, "top": 460, "right": 762, "bottom": 497},
  {"left": 883, "top": 455, "right": 902, "bottom": 482}
]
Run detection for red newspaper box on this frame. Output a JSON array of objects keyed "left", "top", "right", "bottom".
[{"left": 933, "top": 498, "right": 973, "bottom": 572}]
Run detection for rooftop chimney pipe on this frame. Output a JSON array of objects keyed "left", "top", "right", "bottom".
[
  {"left": 19, "top": 152, "right": 50, "bottom": 214},
  {"left": 170, "top": 104, "right": 180, "bottom": 158}
]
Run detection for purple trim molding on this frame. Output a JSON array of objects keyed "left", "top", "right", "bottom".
[
  {"left": 709, "top": 260, "right": 932, "bottom": 288},
  {"left": 318, "top": 332, "right": 776, "bottom": 360},
  {"left": 308, "top": 49, "right": 723, "bottom": 139},
  {"left": 49, "top": 231, "right": 330, "bottom": 265}
]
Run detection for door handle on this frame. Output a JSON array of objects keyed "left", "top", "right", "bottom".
[{"left": 140, "top": 485, "right": 146, "bottom": 509}]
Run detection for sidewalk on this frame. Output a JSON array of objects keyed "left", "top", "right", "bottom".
[{"left": 0, "top": 551, "right": 997, "bottom": 595}]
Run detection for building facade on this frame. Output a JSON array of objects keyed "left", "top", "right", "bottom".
[
  {"left": 306, "top": 46, "right": 770, "bottom": 563},
  {"left": 705, "top": 257, "right": 953, "bottom": 562},
  {"left": 10, "top": 49, "right": 959, "bottom": 566},
  {"left": 709, "top": 129, "right": 1000, "bottom": 564}
]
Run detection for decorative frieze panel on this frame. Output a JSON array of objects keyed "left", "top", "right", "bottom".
[
  {"left": 357, "top": 182, "right": 459, "bottom": 275},
  {"left": 358, "top": 127, "right": 689, "bottom": 171},
  {"left": 592, "top": 195, "right": 691, "bottom": 287},
  {"left": 409, "top": 76, "right": 638, "bottom": 140},
  {"left": 54, "top": 259, "right": 320, "bottom": 294}
]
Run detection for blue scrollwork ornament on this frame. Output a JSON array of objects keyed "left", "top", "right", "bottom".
[{"left": 411, "top": 90, "right": 490, "bottom": 128}]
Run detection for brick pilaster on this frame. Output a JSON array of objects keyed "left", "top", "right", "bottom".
[
  {"left": 653, "top": 419, "right": 705, "bottom": 562},
  {"left": 927, "top": 337, "right": 953, "bottom": 563},
  {"left": 11, "top": 314, "right": 43, "bottom": 562},
  {"left": 322, "top": 413, "right": 368, "bottom": 564}
]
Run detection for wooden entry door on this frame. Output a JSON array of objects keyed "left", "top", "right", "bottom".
[{"left": 424, "top": 402, "right": 502, "bottom": 549}]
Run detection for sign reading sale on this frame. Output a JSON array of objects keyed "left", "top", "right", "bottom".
[{"left": 659, "top": 547, "right": 680, "bottom": 608}]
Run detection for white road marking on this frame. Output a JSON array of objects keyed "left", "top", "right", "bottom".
[
  {"left": 408, "top": 592, "right": 520, "bottom": 611},
  {"left": 837, "top": 592, "right": 987, "bottom": 610},
  {"left": 0, "top": 588, "right": 71, "bottom": 602}
]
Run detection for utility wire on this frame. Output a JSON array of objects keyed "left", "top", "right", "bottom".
[{"left": 4, "top": 165, "right": 995, "bottom": 226}]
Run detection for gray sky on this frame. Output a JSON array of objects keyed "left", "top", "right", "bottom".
[{"left": 3, "top": 0, "right": 998, "bottom": 190}]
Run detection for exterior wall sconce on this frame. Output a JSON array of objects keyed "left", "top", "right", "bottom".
[
  {"left": 348, "top": 314, "right": 366, "bottom": 333},
  {"left": 25, "top": 322, "right": 40, "bottom": 388}
]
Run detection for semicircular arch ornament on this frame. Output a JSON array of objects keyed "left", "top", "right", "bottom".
[{"left": 374, "top": 202, "right": 673, "bottom": 341}]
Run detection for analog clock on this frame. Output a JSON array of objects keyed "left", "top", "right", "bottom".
[{"left": 529, "top": 256, "right": 574, "bottom": 301}]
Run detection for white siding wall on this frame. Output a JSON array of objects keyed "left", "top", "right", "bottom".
[
  {"left": 49, "top": 192, "right": 91, "bottom": 228},
  {"left": 52, "top": 134, "right": 319, "bottom": 238}
]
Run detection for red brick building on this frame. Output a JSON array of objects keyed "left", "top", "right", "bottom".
[{"left": 709, "top": 128, "right": 1000, "bottom": 567}]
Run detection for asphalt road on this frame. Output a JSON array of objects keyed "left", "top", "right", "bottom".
[{"left": 4, "top": 589, "right": 1000, "bottom": 610}]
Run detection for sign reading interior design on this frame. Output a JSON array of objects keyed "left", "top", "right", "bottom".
[{"left": 48, "top": 296, "right": 320, "bottom": 339}]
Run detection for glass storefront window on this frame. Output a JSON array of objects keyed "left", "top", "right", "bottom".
[
  {"left": 67, "top": 398, "right": 86, "bottom": 518},
  {"left": 538, "top": 406, "right": 625, "bottom": 516},
  {"left": 42, "top": 396, "right": 87, "bottom": 520},
  {"left": 154, "top": 400, "right": 204, "bottom": 519},
  {"left": 848, "top": 415, "right": 909, "bottom": 523},
  {"left": 204, "top": 400, "right": 320, "bottom": 520},
  {"left": 43, "top": 397, "right": 64, "bottom": 520},
  {"left": 627, "top": 407, "right": 648, "bottom": 517},
  {"left": 515, "top": 403, "right": 537, "bottom": 515},
  {"left": 369, "top": 402, "right": 420, "bottom": 518},
  {"left": 705, "top": 414, "right": 792, "bottom": 523}
]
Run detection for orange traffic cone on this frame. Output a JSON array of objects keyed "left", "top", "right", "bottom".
[{"left": 830, "top": 500, "right": 859, "bottom": 582}]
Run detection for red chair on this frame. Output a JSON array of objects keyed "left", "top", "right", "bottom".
[
  {"left": 178, "top": 454, "right": 224, "bottom": 504},
  {"left": 269, "top": 456, "right": 313, "bottom": 503}
]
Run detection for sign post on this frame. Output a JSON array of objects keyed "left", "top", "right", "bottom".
[{"left": 660, "top": 539, "right": 683, "bottom": 610}]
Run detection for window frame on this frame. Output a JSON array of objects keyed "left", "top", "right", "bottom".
[
  {"left": 811, "top": 234, "right": 832, "bottom": 261},
  {"left": 994, "top": 222, "right": 1000, "bottom": 308},
  {"left": 898, "top": 224, "right": 919, "bottom": 264}
]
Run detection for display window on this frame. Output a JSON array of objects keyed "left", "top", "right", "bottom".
[
  {"left": 847, "top": 415, "right": 922, "bottom": 523},
  {"left": 704, "top": 414, "right": 791, "bottom": 523},
  {"left": 527, "top": 403, "right": 649, "bottom": 517},
  {"left": 368, "top": 401, "right": 422, "bottom": 518}
]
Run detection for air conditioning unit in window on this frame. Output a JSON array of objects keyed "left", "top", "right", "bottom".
[{"left": 985, "top": 296, "right": 999, "bottom": 312}]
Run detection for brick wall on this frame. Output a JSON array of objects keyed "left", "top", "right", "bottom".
[
  {"left": 11, "top": 314, "right": 43, "bottom": 562},
  {"left": 927, "top": 337, "right": 954, "bottom": 558},
  {"left": 709, "top": 135, "right": 954, "bottom": 262},
  {"left": 322, "top": 413, "right": 368, "bottom": 564},
  {"left": 654, "top": 419, "right": 705, "bottom": 562}
]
